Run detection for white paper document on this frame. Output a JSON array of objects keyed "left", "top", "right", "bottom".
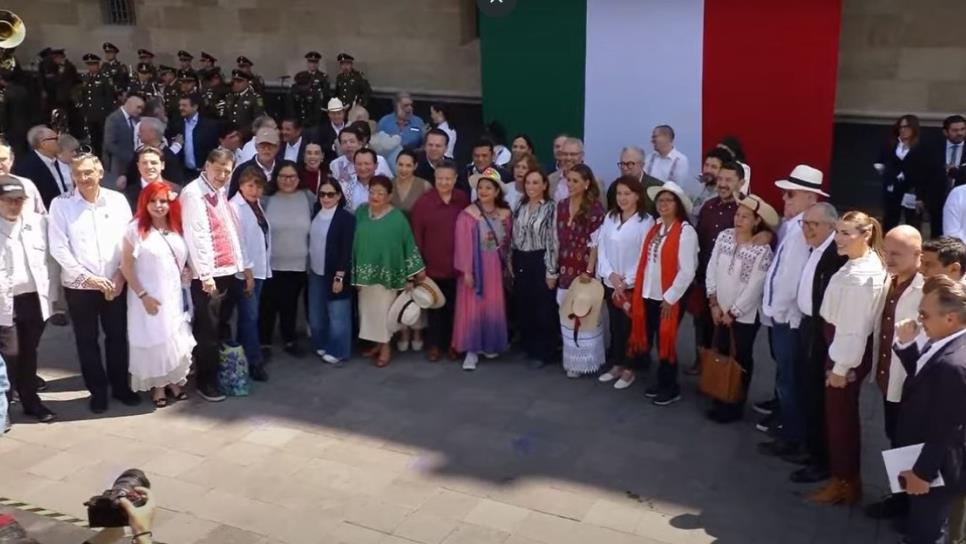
[
  {"left": 901, "top": 192, "right": 918, "bottom": 210},
  {"left": 882, "top": 444, "right": 946, "bottom": 494}
]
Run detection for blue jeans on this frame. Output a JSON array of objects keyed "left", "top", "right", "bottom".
[
  {"left": 234, "top": 278, "right": 264, "bottom": 367},
  {"left": 308, "top": 273, "right": 352, "bottom": 360},
  {"left": 772, "top": 322, "right": 803, "bottom": 443}
]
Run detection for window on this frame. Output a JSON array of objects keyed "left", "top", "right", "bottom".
[{"left": 102, "top": 0, "right": 136, "bottom": 25}]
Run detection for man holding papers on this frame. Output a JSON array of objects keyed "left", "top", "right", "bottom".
[{"left": 893, "top": 275, "right": 966, "bottom": 544}]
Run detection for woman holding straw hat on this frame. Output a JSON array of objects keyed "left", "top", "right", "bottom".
[
  {"left": 628, "top": 182, "right": 698, "bottom": 405},
  {"left": 704, "top": 193, "right": 777, "bottom": 423}
]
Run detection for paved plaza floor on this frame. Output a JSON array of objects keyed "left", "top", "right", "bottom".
[{"left": 1, "top": 320, "right": 900, "bottom": 543}]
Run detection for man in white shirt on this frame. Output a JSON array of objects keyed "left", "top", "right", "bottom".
[
  {"left": 0, "top": 176, "right": 55, "bottom": 423},
  {"left": 549, "top": 138, "right": 583, "bottom": 202},
  {"left": 237, "top": 115, "right": 278, "bottom": 165},
  {"left": 229, "top": 128, "right": 278, "bottom": 198},
  {"left": 278, "top": 118, "right": 306, "bottom": 167},
  {"left": 48, "top": 153, "right": 139, "bottom": 414},
  {"left": 645, "top": 125, "right": 689, "bottom": 184},
  {"left": 757, "top": 166, "right": 830, "bottom": 460},
  {"left": 942, "top": 181, "right": 966, "bottom": 244}
]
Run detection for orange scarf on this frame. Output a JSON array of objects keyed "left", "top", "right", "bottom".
[{"left": 628, "top": 220, "right": 683, "bottom": 363}]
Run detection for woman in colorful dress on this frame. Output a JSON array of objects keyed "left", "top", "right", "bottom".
[
  {"left": 453, "top": 176, "right": 512, "bottom": 371},
  {"left": 119, "top": 181, "right": 196, "bottom": 408},
  {"left": 352, "top": 175, "right": 426, "bottom": 367},
  {"left": 555, "top": 164, "right": 606, "bottom": 378}
]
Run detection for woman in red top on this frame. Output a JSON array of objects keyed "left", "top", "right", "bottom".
[{"left": 299, "top": 142, "right": 328, "bottom": 194}]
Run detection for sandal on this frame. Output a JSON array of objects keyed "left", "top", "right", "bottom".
[
  {"left": 153, "top": 397, "right": 168, "bottom": 408},
  {"left": 167, "top": 387, "right": 188, "bottom": 401},
  {"left": 362, "top": 345, "right": 381, "bottom": 358},
  {"left": 375, "top": 355, "right": 391, "bottom": 368}
]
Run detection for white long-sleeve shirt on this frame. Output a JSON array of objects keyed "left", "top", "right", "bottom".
[
  {"left": 179, "top": 177, "right": 244, "bottom": 281},
  {"left": 705, "top": 229, "right": 773, "bottom": 324},
  {"left": 820, "top": 251, "right": 887, "bottom": 377},
  {"left": 943, "top": 185, "right": 966, "bottom": 244},
  {"left": 229, "top": 193, "right": 272, "bottom": 280},
  {"left": 645, "top": 147, "right": 689, "bottom": 184},
  {"left": 641, "top": 221, "right": 698, "bottom": 305},
  {"left": 48, "top": 188, "right": 132, "bottom": 289},
  {"left": 596, "top": 212, "right": 653, "bottom": 289},
  {"left": 761, "top": 212, "right": 809, "bottom": 327}
]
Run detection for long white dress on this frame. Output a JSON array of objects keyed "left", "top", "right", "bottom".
[{"left": 125, "top": 223, "right": 196, "bottom": 392}]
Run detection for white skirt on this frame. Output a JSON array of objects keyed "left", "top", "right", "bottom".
[
  {"left": 129, "top": 320, "right": 196, "bottom": 392},
  {"left": 359, "top": 284, "right": 397, "bottom": 343},
  {"left": 561, "top": 323, "right": 605, "bottom": 374}
]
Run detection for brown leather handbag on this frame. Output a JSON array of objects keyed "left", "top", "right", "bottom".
[{"left": 698, "top": 326, "right": 745, "bottom": 403}]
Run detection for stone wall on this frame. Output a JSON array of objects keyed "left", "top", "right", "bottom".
[
  {"left": 836, "top": 0, "right": 966, "bottom": 119},
  {"left": 5, "top": 0, "right": 482, "bottom": 98}
]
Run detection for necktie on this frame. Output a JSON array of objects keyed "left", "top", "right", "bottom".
[
  {"left": 52, "top": 160, "right": 67, "bottom": 192},
  {"left": 128, "top": 116, "right": 136, "bottom": 131},
  {"left": 767, "top": 243, "right": 785, "bottom": 305},
  {"left": 950, "top": 144, "right": 961, "bottom": 167}
]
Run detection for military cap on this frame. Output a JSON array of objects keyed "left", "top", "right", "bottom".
[
  {"left": 236, "top": 56, "right": 253, "bottom": 67},
  {"left": 305, "top": 51, "right": 322, "bottom": 61},
  {"left": 336, "top": 53, "right": 354, "bottom": 63},
  {"left": 177, "top": 50, "right": 193, "bottom": 60},
  {"left": 50, "top": 48, "right": 66, "bottom": 56},
  {"left": 102, "top": 42, "right": 119, "bottom": 53},
  {"left": 231, "top": 69, "right": 252, "bottom": 81},
  {"left": 177, "top": 69, "right": 196, "bottom": 82},
  {"left": 201, "top": 51, "right": 216, "bottom": 63},
  {"left": 136, "top": 62, "right": 153, "bottom": 74},
  {"left": 137, "top": 49, "right": 154, "bottom": 58},
  {"left": 159, "top": 65, "right": 176, "bottom": 75},
  {"left": 82, "top": 53, "right": 101, "bottom": 64},
  {"left": 204, "top": 69, "right": 224, "bottom": 82}
]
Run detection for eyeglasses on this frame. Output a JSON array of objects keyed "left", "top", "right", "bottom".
[
  {"left": 41, "top": 136, "right": 58, "bottom": 143},
  {"left": 318, "top": 191, "right": 338, "bottom": 198},
  {"left": 617, "top": 161, "right": 639, "bottom": 168},
  {"left": 802, "top": 220, "right": 824, "bottom": 228}
]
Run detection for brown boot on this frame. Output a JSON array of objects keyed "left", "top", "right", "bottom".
[{"left": 806, "top": 478, "right": 862, "bottom": 505}]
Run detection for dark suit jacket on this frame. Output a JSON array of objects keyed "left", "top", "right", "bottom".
[
  {"left": 803, "top": 241, "right": 849, "bottom": 360},
  {"left": 894, "top": 332, "right": 966, "bottom": 490},
  {"left": 102, "top": 108, "right": 136, "bottom": 176},
  {"left": 317, "top": 123, "right": 342, "bottom": 165},
  {"left": 878, "top": 140, "right": 923, "bottom": 197},
  {"left": 276, "top": 137, "right": 308, "bottom": 168},
  {"left": 12, "top": 149, "right": 62, "bottom": 209},
  {"left": 122, "top": 147, "right": 185, "bottom": 209},
  {"left": 168, "top": 115, "right": 220, "bottom": 171},
  {"left": 311, "top": 207, "right": 356, "bottom": 300},
  {"left": 123, "top": 180, "right": 182, "bottom": 212},
  {"left": 908, "top": 138, "right": 966, "bottom": 210}
]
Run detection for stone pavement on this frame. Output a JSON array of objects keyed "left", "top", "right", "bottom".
[{"left": 1, "top": 320, "right": 900, "bottom": 544}]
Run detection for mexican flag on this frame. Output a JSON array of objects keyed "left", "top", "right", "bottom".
[{"left": 480, "top": 0, "right": 842, "bottom": 205}]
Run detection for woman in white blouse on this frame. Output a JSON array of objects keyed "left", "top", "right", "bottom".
[
  {"left": 810, "top": 211, "right": 886, "bottom": 506},
  {"left": 705, "top": 194, "right": 777, "bottom": 423},
  {"left": 596, "top": 176, "right": 654, "bottom": 390},
  {"left": 627, "top": 182, "right": 698, "bottom": 406}
]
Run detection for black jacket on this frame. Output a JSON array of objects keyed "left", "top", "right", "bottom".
[
  {"left": 313, "top": 207, "right": 355, "bottom": 300},
  {"left": 877, "top": 139, "right": 923, "bottom": 197},
  {"left": 276, "top": 137, "right": 308, "bottom": 169},
  {"left": 167, "top": 115, "right": 221, "bottom": 172},
  {"left": 894, "top": 332, "right": 966, "bottom": 490},
  {"left": 12, "top": 149, "right": 63, "bottom": 209},
  {"left": 122, "top": 147, "right": 184, "bottom": 210},
  {"left": 803, "top": 241, "right": 848, "bottom": 359}
]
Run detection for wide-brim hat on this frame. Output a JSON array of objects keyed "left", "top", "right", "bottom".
[
  {"left": 774, "top": 164, "right": 828, "bottom": 197},
  {"left": 738, "top": 193, "right": 780, "bottom": 230},
  {"left": 387, "top": 291, "right": 421, "bottom": 333},
  {"left": 412, "top": 278, "right": 446, "bottom": 310},
  {"left": 646, "top": 181, "right": 693, "bottom": 215},
  {"left": 559, "top": 279, "right": 605, "bottom": 332},
  {"left": 468, "top": 168, "right": 502, "bottom": 192},
  {"left": 323, "top": 97, "right": 346, "bottom": 112}
]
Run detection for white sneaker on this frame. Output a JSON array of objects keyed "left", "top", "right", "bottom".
[
  {"left": 315, "top": 349, "right": 326, "bottom": 358},
  {"left": 462, "top": 352, "right": 479, "bottom": 371},
  {"left": 411, "top": 339, "right": 424, "bottom": 351},
  {"left": 396, "top": 340, "right": 410, "bottom": 352},
  {"left": 598, "top": 371, "right": 617, "bottom": 383},
  {"left": 481, "top": 352, "right": 499, "bottom": 359},
  {"left": 322, "top": 354, "right": 341, "bottom": 365},
  {"left": 566, "top": 370, "right": 580, "bottom": 379},
  {"left": 614, "top": 375, "right": 636, "bottom": 390}
]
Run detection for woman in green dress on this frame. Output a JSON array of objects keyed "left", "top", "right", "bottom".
[{"left": 352, "top": 175, "right": 426, "bottom": 367}]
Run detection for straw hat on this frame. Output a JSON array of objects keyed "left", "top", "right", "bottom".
[
  {"left": 412, "top": 278, "right": 446, "bottom": 310},
  {"left": 646, "top": 181, "right": 693, "bottom": 215},
  {"left": 559, "top": 279, "right": 605, "bottom": 332},
  {"left": 774, "top": 164, "right": 828, "bottom": 197},
  {"left": 468, "top": 167, "right": 502, "bottom": 192},
  {"left": 738, "top": 193, "right": 781, "bottom": 230},
  {"left": 387, "top": 291, "right": 421, "bottom": 333}
]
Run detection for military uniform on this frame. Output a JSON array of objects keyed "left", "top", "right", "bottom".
[
  {"left": 297, "top": 51, "right": 330, "bottom": 103},
  {"left": 136, "top": 49, "right": 158, "bottom": 80},
  {"left": 235, "top": 56, "right": 265, "bottom": 96},
  {"left": 201, "top": 83, "right": 228, "bottom": 120},
  {"left": 99, "top": 42, "right": 128, "bottom": 98},
  {"left": 79, "top": 55, "right": 116, "bottom": 156},
  {"left": 334, "top": 53, "right": 371, "bottom": 108},
  {"left": 127, "top": 79, "right": 161, "bottom": 101},
  {"left": 288, "top": 76, "right": 323, "bottom": 128},
  {"left": 226, "top": 74, "right": 264, "bottom": 130},
  {"left": 162, "top": 84, "right": 180, "bottom": 119}
]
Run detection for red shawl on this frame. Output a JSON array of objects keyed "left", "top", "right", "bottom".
[{"left": 628, "top": 220, "right": 683, "bottom": 363}]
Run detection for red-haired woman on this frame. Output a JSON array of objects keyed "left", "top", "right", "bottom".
[{"left": 119, "top": 181, "right": 197, "bottom": 408}]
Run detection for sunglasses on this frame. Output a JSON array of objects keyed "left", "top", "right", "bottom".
[{"left": 318, "top": 191, "right": 339, "bottom": 198}]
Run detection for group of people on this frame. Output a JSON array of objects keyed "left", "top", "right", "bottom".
[{"left": 1, "top": 86, "right": 966, "bottom": 542}]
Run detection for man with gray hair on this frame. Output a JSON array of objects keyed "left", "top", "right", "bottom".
[
  {"left": 613, "top": 145, "right": 663, "bottom": 212},
  {"left": 115, "top": 117, "right": 184, "bottom": 194},
  {"left": 102, "top": 94, "right": 145, "bottom": 186},
  {"left": 377, "top": 91, "right": 426, "bottom": 149},
  {"left": 12, "top": 126, "right": 69, "bottom": 209},
  {"left": 645, "top": 124, "right": 689, "bottom": 184}
]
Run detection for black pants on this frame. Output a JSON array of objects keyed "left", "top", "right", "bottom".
[
  {"left": 512, "top": 250, "right": 558, "bottom": 364},
  {"left": 0, "top": 293, "right": 46, "bottom": 411},
  {"left": 191, "top": 276, "right": 236, "bottom": 391},
  {"left": 604, "top": 286, "right": 644, "bottom": 371},
  {"left": 644, "top": 299, "right": 680, "bottom": 394},
  {"left": 710, "top": 320, "right": 759, "bottom": 414},
  {"left": 926, "top": 194, "right": 945, "bottom": 238},
  {"left": 882, "top": 189, "right": 922, "bottom": 233},
  {"left": 907, "top": 488, "right": 954, "bottom": 544},
  {"left": 85, "top": 118, "right": 105, "bottom": 158},
  {"left": 64, "top": 288, "right": 131, "bottom": 398},
  {"left": 259, "top": 271, "right": 306, "bottom": 345},
  {"left": 425, "top": 277, "right": 457, "bottom": 352},
  {"left": 798, "top": 315, "right": 829, "bottom": 468},
  {"left": 884, "top": 399, "right": 901, "bottom": 447}
]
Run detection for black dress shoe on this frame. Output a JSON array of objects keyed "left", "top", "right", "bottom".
[
  {"left": 864, "top": 494, "right": 909, "bottom": 519},
  {"left": 24, "top": 404, "right": 56, "bottom": 423},
  {"left": 35, "top": 376, "right": 48, "bottom": 392},
  {"left": 249, "top": 365, "right": 269, "bottom": 382},
  {"left": 112, "top": 391, "right": 142, "bottom": 407},
  {"left": 48, "top": 313, "right": 69, "bottom": 327},
  {"left": 90, "top": 394, "right": 108, "bottom": 414},
  {"left": 283, "top": 342, "right": 305, "bottom": 358},
  {"left": 757, "top": 440, "right": 799, "bottom": 458},
  {"left": 790, "top": 465, "right": 830, "bottom": 484},
  {"left": 780, "top": 450, "right": 814, "bottom": 466}
]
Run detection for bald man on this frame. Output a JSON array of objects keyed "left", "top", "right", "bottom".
[{"left": 865, "top": 225, "right": 924, "bottom": 520}]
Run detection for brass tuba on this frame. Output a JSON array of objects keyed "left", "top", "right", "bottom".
[{"left": 0, "top": 10, "right": 25, "bottom": 71}]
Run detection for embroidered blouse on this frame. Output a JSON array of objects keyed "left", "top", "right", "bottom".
[
  {"left": 511, "top": 199, "right": 558, "bottom": 278},
  {"left": 555, "top": 198, "right": 605, "bottom": 289},
  {"left": 705, "top": 228, "right": 774, "bottom": 324}
]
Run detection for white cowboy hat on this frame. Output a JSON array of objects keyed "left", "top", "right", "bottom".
[
  {"left": 559, "top": 279, "right": 605, "bottom": 332},
  {"left": 646, "top": 181, "right": 693, "bottom": 215},
  {"left": 387, "top": 291, "right": 421, "bottom": 334},
  {"left": 774, "top": 164, "right": 829, "bottom": 197},
  {"left": 738, "top": 193, "right": 781, "bottom": 230},
  {"left": 412, "top": 278, "right": 446, "bottom": 310},
  {"left": 323, "top": 98, "right": 346, "bottom": 112}
]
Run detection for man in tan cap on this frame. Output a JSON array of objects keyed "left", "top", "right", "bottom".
[{"left": 228, "top": 127, "right": 278, "bottom": 197}]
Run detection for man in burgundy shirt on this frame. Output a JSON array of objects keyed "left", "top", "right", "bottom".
[{"left": 411, "top": 159, "right": 470, "bottom": 361}]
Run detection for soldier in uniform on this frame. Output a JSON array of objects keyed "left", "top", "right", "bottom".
[
  {"left": 225, "top": 69, "right": 264, "bottom": 136},
  {"left": 176, "top": 50, "right": 199, "bottom": 86},
  {"left": 200, "top": 70, "right": 228, "bottom": 120},
  {"left": 78, "top": 53, "right": 116, "bottom": 156},
  {"left": 100, "top": 42, "right": 129, "bottom": 99},
  {"left": 197, "top": 51, "right": 219, "bottom": 88},
  {"left": 127, "top": 63, "right": 161, "bottom": 101},
  {"left": 0, "top": 71, "right": 31, "bottom": 156},
  {"left": 287, "top": 71, "right": 323, "bottom": 129},
  {"left": 159, "top": 65, "right": 180, "bottom": 121},
  {"left": 178, "top": 71, "right": 199, "bottom": 100},
  {"left": 136, "top": 49, "right": 158, "bottom": 80},
  {"left": 43, "top": 49, "right": 81, "bottom": 136},
  {"left": 297, "top": 51, "right": 330, "bottom": 103},
  {"left": 334, "top": 52, "right": 372, "bottom": 108},
  {"left": 235, "top": 56, "right": 265, "bottom": 96}
]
